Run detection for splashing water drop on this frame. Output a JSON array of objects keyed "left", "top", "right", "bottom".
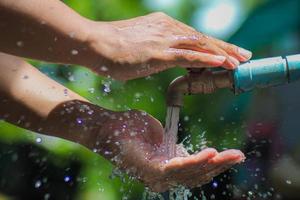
[
  {"left": 44, "top": 193, "right": 50, "bottom": 200},
  {"left": 212, "top": 181, "right": 218, "bottom": 188},
  {"left": 76, "top": 118, "right": 83, "bottom": 124},
  {"left": 64, "top": 176, "right": 71, "bottom": 182},
  {"left": 103, "top": 83, "right": 111, "bottom": 93},
  {"left": 36, "top": 137, "right": 42, "bottom": 143},
  {"left": 16, "top": 41, "right": 24, "bottom": 47},
  {"left": 183, "top": 116, "right": 189, "bottom": 122},
  {"left": 88, "top": 87, "right": 95, "bottom": 94},
  {"left": 100, "top": 66, "right": 108, "bottom": 72},
  {"left": 63, "top": 88, "right": 68, "bottom": 96},
  {"left": 68, "top": 75, "right": 75, "bottom": 82},
  {"left": 69, "top": 32, "right": 75, "bottom": 38},
  {"left": 35, "top": 180, "right": 42, "bottom": 188},
  {"left": 71, "top": 49, "right": 78, "bottom": 55}
]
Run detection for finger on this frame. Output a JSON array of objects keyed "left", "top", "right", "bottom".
[
  {"left": 170, "top": 150, "right": 244, "bottom": 188},
  {"left": 164, "top": 148, "right": 217, "bottom": 172},
  {"left": 208, "top": 149, "right": 245, "bottom": 165},
  {"left": 209, "top": 37, "right": 252, "bottom": 62},
  {"left": 172, "top": 37, "right": 240, "bottom": 69},
  {"left": 159, "top": 48, "right": 226, "bottom": 68}
]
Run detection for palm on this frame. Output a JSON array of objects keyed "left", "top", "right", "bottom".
[{"left": 101, "top": 110, "right": 245, "bottom": 192}]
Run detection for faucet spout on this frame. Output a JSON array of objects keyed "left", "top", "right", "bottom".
[{"left": 166, "top": 69, "right": 233, "bottom": 107}]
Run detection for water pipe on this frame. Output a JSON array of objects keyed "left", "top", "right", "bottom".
[{"left": 166, "top": 54, "right": 300, "bottom": 107}]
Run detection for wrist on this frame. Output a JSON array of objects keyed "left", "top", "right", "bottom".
[
  {"left": 83, "top": 21, "right": 116, "bottom": 76},
  {"left": 45, "top": 100, "right": 112, "bottom": 148}
]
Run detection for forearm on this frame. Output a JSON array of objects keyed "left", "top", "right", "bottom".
[
  {"left": 0, "top": 53, "right": 87, "bottom": 117},
  {"left": 0, "top": 53, "right": 101, "bottom": 146},
  {"left": 0, "top": 0, "right": 99, "bottom": 67}
]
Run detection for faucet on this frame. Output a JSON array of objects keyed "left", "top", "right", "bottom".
[{"left": 167, "top": 54, "right": 300, "bottom": 107}]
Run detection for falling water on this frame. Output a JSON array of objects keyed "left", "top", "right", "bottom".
[{"left": 164, "top": 106, "right": 180, "bottom": 159}]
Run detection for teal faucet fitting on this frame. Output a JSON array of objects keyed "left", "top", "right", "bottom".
[
  {"left": 233, "top": 54, "right": 300, "bottom": 94},
  {"left": 167, "top": 54, "right": 300, "bottom": 107}
]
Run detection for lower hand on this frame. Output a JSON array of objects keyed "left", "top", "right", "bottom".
[
  {"left": 98, "top": 109, "right": 245, "bottom": 192},
  {"left": 47, "top": 100, "right": 245, "bottom": 192}
]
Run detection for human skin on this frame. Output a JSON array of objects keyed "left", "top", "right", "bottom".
[
  {"left": 0, "top": 53, "right": 245, "bottom": 192},
  {"left": 0, "top": 0, "right": 252, "bottom": 81}
]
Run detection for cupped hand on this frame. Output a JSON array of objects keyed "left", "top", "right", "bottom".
[
  {"left": 87, "top": 12, "right": 252, "bottom": 80},
  {"left": 98, "top": 110, "right": 245, "bottom": 192}
]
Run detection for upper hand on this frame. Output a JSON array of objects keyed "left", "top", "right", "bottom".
[{"left": 86, "top": 12, "right": 252, "bottom": 80}]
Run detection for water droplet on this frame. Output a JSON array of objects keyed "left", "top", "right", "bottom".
[
  {"left": 184, "top": 116, "right": 189, "bottom": 121},
  {"left": 76, "top": 118, "right": 83, "bottom": 124},
  {"left": 64, "top": 176, "right": 71, "bottom": 182},
  {"left": 114, "top": 130, "right": 120, "bottom": 136},
  {"left": 16, "top": 41, "right": 24, "bottom": 47},
  {"left": 212, "top": 181, "right": 218, "bottom": 188},
  {"left": 88, "top": 87, "right": 95, "bottom": 94},
  {"left": 44, "top": 193, "right": 50, "bottom": 200},
  {"left": 35, "top": 180, "right": 42, "bottom": 188},
  {"left": 36, "top": 137, "right": 42, "bottom": 143},
  {"left": 103, "top": 83, "right": 111, "bottom": 93},
  {"left": 100, "top": 66, "right": 108, "bottom": 72},
  {"left": 69, "top": 32, "right": 75, "bottom": 38},
  {"left": 63, "top": 88, "right": 68, "bottom": 96},
  {"left": 130, "top": 131, "right": 137, "bottom": 137},
  {"left": 71, "top": 49, "right": 78, "bottom": 55},
  {"left": 134, "top": 92, "right": 142, "bottom": 101},
  {"left": 68, "top": 75, "right": 75, "bottom": 82}
]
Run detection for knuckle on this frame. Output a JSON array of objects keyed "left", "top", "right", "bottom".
[
  {"left": 223, "top": 42, "right": 238, "bottom": 54},
  {"left": 230, "top": 44, "right": 239, "bottom": 54}
]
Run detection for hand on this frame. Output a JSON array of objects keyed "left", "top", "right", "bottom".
[
  {"left": 96, "top": 109, "right": 245, "bottom": 192},
  {"left": 86, "top": 12, "right": 252, "bottom": 80},
  {"left": 47, "top": 100, "right": 245, "bottom": 192}
]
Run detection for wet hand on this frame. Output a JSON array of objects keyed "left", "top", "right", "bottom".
[
  {"left": 86, "top": 12, "right": 252, "bottom": 80},
  {"left": 98, "top": 110, "right": 245, "bottom": 192}
]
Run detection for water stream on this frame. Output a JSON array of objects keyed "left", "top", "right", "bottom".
[{"left": 164, "top": 106, "right": 180, "bottom": 159}]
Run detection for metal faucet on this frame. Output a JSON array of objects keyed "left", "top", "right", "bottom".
[{"left": 167, "top": 54, "right": 300, "bottom": 107}]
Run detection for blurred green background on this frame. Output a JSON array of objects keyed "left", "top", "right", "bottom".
[{"left": 0, "top": 0, "right": 299, "bottom": 199}]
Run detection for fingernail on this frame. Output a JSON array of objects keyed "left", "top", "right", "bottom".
[
  {"left": 229, "top": 57, "right": 240, "bottom": 67},
  {"left": 238, "top": 48, "right": 252, "bottom": 60},
  {"left": 215, "top": 55, "right": 226, "bottom": 62}
]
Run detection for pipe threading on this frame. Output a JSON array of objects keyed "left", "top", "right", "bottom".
[{"left": 166, "top": 69, "right": 232, "bottom": 107}]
